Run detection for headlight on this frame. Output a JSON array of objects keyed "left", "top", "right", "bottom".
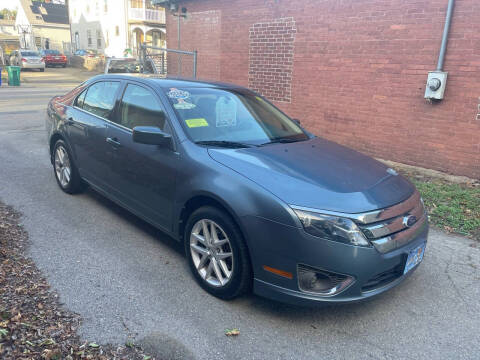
[{"left": 293, "top": 209, "right": 370, "bottom": 247}]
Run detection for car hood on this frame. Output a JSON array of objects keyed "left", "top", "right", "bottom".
[{"left": 208, "top": 137, "right": 414, "bottom": 213}]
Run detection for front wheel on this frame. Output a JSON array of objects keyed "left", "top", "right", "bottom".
[{"left": 185, "top": 206, "right": 252, "bottom": 300}]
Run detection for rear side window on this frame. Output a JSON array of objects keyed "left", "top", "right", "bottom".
[
  {"left": 117, "top": 84, "right": 168, "bottom": 131},
  {"left": 75, "top": 89, "right": 87, "bottom": 108},
  {"left": 82, "top": 81, "right": 120, "bottom": 118}
]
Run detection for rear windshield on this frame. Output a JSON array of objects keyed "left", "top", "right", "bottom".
[
  {"left": 21, "top": 51, "right": 39, "bottom": 57},
  {"left": 44, "top": 50, "right": 61, "bottom": 55}
]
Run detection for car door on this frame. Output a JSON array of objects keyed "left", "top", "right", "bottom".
[
  {"left": 67, "top": 80, "right": 122, "bottom": 190},
  {"left": 105, "top": 82, "right": 178, "bottom": 232}
]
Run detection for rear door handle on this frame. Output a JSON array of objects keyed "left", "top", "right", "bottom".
[{"left": 106, "top": 137, "right": 121, "bottom": 146}]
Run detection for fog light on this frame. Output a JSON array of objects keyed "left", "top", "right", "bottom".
[{"left": 297, "top": 265, "right": 354, "bottom": 296}]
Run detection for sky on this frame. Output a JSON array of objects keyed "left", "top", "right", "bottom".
[
  {"left": 0, "top": 0, "right": 65, "bottom": 11},
  {"left": 0, "top": 0, "right": 19, "bottom": 11}
]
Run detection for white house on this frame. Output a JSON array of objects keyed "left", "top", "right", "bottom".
[
  {"left": 69, "top": 0, "right": 166, "bottom": 58},
  {"left": 15, "top": 0, "right": 71, "bottom": 52}
]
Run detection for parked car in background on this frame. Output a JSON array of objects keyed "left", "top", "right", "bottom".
[
  {"left": 46, "top": 75, "right": 428, "bottom": 305},
  {"left": 9, "top": 49, "right": 45, "bottom": 71},
  {"left": 105, "top": 57, "right": 155, "bottom": 74},
  {"left": 74, "top": 49, "right": 99, "bottom": 58},
  {"left": 40, "top": 49, "right": 67, "bottom": 68}
]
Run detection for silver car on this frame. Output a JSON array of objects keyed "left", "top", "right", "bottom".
[{"left": 10, "top": 49, "right": 45, "bottom": 71}]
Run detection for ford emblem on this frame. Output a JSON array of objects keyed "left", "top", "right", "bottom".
[{"left": 403, "top": 215, "right": 417, "bottom": 228}]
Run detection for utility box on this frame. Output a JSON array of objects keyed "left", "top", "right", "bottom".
[{"left": 424, "top": 71, "right": 448, "bottom": 100}]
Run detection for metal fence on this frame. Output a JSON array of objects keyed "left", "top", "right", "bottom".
[{"left": 140, "top": 43, "right": 197, "bottom": 78}]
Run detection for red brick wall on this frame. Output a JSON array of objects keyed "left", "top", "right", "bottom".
[{"left": 167, "top": 0, "right": 480, "bottom": 179}]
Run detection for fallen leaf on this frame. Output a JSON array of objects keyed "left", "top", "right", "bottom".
[
  {"left": 88, "top": 342, "right": 100, "bottom": 348},
  {"left": 225, "top": 328, "right": 240, "bottom": 336}
]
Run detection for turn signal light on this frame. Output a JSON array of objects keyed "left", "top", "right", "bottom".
[{"left": 263, "top": 265, "right": 293, "bottom": 279}]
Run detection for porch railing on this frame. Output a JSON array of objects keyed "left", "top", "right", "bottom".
[{"left": 128, "top": 3, "right": 166, "bottom": 23}]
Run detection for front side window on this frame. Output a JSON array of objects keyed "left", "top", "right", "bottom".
[
  {"left": 163, "top": 87, "right": 308, "bottom": 145},
  {"left": 82, "top": 81, "right": 120, "bottom": 118},
  {"left": 118, "top": 84, "right": 168, "bottom": 131}
]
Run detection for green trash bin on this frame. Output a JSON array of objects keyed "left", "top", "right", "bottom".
[{"left": 7, "top": 66, "right": 21, "bottom": 86}]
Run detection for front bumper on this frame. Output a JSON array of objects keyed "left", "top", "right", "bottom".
[{"left": 241, "top": 215, "right": 428, "bottom": 306}]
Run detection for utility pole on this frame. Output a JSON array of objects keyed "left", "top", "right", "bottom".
[{"left": 171, "top": 7, "right": 187, "bottom": 76}]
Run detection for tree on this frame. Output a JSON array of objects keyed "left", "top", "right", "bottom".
[{"left": 0, "top": 9, "right": 17, "bottom": 20}]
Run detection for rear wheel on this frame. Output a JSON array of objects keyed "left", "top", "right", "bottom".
[
  {"left": 52, "top": 140, "right": 85, "bottom": 194},
  {"left": 185, "top": 206, "right": 252, "bottom": 300},
  {"left": 40, "top": 68, "right": 45, "bottom": 72}
]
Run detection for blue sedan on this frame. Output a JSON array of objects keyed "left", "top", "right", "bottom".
[{"left": 46, "top": 75, "right": 428, "bottom": 305}]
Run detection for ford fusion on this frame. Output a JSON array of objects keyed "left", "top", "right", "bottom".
[{"left": 46, "top": 75, "right": 428, "bottom": 304}]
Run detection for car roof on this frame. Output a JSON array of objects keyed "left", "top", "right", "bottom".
[{"left": 87, "top": 74, "right": 250, "bottom": 91}]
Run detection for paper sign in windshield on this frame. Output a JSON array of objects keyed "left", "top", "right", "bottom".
[
  {"left": 185, "top": 118, "right": 209, "bottom": 128},
  {"left": 216, "top": 97, "right": 237, "bottom": 127}
]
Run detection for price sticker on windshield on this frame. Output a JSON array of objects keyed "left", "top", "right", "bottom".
[
  {"left": 216, "top": 96, "right": 237, "bottom": 127},
  {"left": 185, "top": 118, "right": 209, "bottom": 128}
]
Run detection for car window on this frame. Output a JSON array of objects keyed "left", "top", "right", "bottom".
[
  {"left": 163, "top": 87, "right": 307, "bottom": 145},
  {"left": 75, "top": 88, "right": 87, "bottom": 108},
  {"left": 21, "top": 51, "right": 40, "bottom": 57},
  {"left": 44, "top": 50, "right": 61, "bottom": 55},
  {"left": 117, "top": 84, "right": 168, "bottom": 131},
  {"left": 82, "top": 81, "right": 120, "bottom": 118}
]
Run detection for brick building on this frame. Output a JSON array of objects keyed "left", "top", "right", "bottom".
[{"left": 164, "top": 0, "right": 479, "bottom": 179}]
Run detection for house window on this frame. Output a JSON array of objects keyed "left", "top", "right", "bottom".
[
  {"left": 87, "top": 30, "right": 92, "bottom": 47},
  {"left": 96, "top": 30, "right": 102, "bottom": 48},
  {"left": 115, "top": 26, "right": 120, "bottom": 36},
  {"left": 131, "top": 0, "right": 143, "bottom": 9},
  {"left": 86, "top": 5, "right": 90, "bottom": 13},
  {"left": 104, "top": 0, "right": 108, "bottom": 13}
]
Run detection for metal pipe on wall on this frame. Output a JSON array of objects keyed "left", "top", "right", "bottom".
[{"left": 437, "top": 0, "right": 455, "bottom": 71}]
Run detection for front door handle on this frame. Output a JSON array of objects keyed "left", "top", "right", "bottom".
[
  {"left": 106, "top": 137, "right": 121, "bottom": 146},
  {"left": 66, "top": 117, "right": 74, "bottom": 125}
]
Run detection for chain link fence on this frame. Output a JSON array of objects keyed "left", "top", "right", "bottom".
[{"left": 140, "top": 43, "right": 197, "bottom": 78}]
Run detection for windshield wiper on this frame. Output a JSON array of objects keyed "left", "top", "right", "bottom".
[
  {"left": 259, "top": 138, "right": 304, "bottom": 146},
  {"left": 195, "top": 140, "right": 255, "bottom": 148}
]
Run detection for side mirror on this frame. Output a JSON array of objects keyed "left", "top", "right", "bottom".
[
  {"left": 293, "top": 118, "right": 301, "bottom": 125},
  {"left": 132, "top": 126, "right": 173, "bottom": 149}
]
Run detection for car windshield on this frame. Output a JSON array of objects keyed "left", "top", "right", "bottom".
[
  {"left": 107, "top": 59, "right": 145, "bottom": 73},
  {"left": 22, "top": 51, "right": 39, "bottom": 57},
  {"left": 44, "top": 50, "right": 61, "bottom": 55},
  {"left": 163, "top": 87, "right": 309, "bottom": 146}
]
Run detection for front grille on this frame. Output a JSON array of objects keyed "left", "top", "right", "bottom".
[
  {"left": 355, "top": 191, "right": 427, "bottom": 253},
  {"left": 362, "top": 263, "right": 404, "bottom": 292}
]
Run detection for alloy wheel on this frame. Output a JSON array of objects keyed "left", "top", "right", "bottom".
[
  {"left": 54, "top": 145, "right": 72, "bottom": 188},
  {"left": 190, "top": 219, "right": 234, "bottom": 287}
]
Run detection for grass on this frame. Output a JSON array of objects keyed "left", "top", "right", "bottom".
[{"left": 399, "top": 169, "right": 480, "bottom": 240}]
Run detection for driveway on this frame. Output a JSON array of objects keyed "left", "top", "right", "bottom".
[{"left": 0, "top": 76, "right": 479, "bottom": 360}]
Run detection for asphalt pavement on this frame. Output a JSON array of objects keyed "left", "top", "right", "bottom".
[{"left": 0, "top": 71, "right": 479, "bottom": 360}]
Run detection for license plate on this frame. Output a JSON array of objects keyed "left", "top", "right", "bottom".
[{"left": 404, "top": 243, "right": 426, "bottom": 274}]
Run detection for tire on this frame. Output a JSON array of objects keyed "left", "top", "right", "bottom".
[
  {"left": 185, "top": 206, "right": 252, "bottom": 300},
  {"left": 40, "top": 68, "right": 45, "bottom": 72},
  {"left": 62, "top": 64, "right": 67, "bottom": 68},
  {"left": 52, "top": 140, "right": 85, "bottom": 194}
]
